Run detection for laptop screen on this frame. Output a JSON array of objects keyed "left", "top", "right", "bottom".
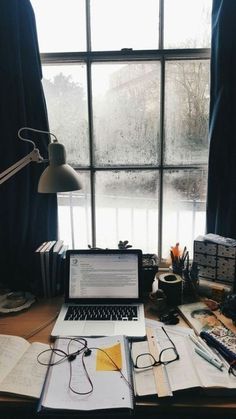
[{"left": 66, "top": 250, "right": 142, "bottom": 300}]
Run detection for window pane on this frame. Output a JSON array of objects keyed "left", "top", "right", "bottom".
[
  {"left": 164, "top": 0, "right": 212, "bottom": 49},
  {"left": 58, "top": 172, "right": 92, "bottom": 249},
  {"left": 31, "top": 0, "right": 86, "bottom": 52},
  {"left": 42, "top": 64, "right": 89, "bottom": 166},
  {"left": 95, "top": 171, "right": 159, "bottom": 253},
  {"left": 164, "top": 60, "right": 210, "bottom": 165},
  {"left": 90, "top": 0, "right": 159, "bottom": 51},
  {"left": 162, "top": 169, "right": 207, "bottom": 259},
  {"left": 93, "top": 62, "right": 161, "bottom": 166}
]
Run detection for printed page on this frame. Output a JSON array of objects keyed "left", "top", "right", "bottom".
[
  {"left": 146, "top": 320, "right": 236, "bottom": 392},
  {"left": 0, "top": 342, "right": 50, "bottom": 398},
  {"left": 40, "top": 335, "right": 133, "bottom": 411},
  {"left": 149, "top": 327, "right": 201, "bottom": 392},
  {"left": 0, "top": 334, "right": 30, "bottom": 383},
  {"left": 145, "top": 320, "right": 202, "bottom": 391},
  {"left": 131, "top": 340, "right": 156, "bottom": 396},
  {"left": 187, "top": 339, "right": 236, "bottom": 390}
]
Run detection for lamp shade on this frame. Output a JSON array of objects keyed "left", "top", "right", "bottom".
[{"left": 38, "top": 141, "right": 82, "bottom": 193}]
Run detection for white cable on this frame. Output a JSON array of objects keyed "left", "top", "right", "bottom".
[{"left": 17, "top": 127, "right": 58, "bottom": 148}]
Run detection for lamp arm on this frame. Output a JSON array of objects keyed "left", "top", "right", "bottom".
[{"left": 0, "top": 149, "right": 45, "bottom": 185}]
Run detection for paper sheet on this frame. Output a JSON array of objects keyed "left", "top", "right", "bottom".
[
  {"left": 96, "top": 343, "right": 122, "bottom": 371},
  {"left": 133, "top": 319, "right": 236, "bottom": 395},
  {"left": 40, "top": 335, "right": 133, "bottom": 412}
]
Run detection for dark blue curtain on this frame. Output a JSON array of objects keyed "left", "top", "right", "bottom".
[
  {"left": 0, "top": 0, "right": 58, "bottom": 292},
  {"left": 206, "top": 0, "right": 236, "bottom": 238}
]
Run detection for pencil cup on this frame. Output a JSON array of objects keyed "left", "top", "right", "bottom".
[{"left": 158, "top": 273, "right": 183, "bottom": 307}]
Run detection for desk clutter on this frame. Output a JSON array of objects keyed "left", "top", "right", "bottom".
[
  {"left": 132, "top": 318, "right": 236, "bottom": 398},
  {"left": 1, "top": 301, "right": 236, "bottom": 413},
  {"left": 34, "top": 240, "right": 68, "bottom": 297},
  {"left": 0, "top": 334, "right": 134, "bottom": 414}
]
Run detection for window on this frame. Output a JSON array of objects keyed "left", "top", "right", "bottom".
[{"left": 31, "top": 0, "right": 212, "bottom": 262}]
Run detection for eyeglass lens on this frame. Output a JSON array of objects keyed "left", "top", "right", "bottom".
[{"left": 134, "top": 328, "right": 179, "bottom": 369}]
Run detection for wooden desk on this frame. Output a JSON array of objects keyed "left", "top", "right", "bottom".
[{"left": 1, "top": 297, "right": 236, "bottom": 419}]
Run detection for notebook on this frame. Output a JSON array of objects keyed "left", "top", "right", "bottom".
[{"left": 51, "top": 249, "right": 146, "bottom": 339}]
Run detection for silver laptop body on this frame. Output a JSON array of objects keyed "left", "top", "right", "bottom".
[{"left": 51, "top": 249, "right": 146, "bottom": 339}]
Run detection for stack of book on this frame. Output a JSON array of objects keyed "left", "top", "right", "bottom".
[{"left": 34, "top": 240, "right": 68, "bottom": 297}]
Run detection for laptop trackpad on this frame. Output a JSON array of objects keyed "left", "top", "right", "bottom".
[{"left": 83, "top": 322, "right": 115, "bottom": 336}]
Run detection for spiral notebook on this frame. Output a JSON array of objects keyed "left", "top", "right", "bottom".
[
  {"left": 38, "top": 335, "right": 134, "bottom": 414},
  {"left": 200, "top": 327, "right": 236, "bottom": 363}
]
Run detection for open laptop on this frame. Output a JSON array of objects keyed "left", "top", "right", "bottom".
[{"left": 51, "top": 249, "right": 146, "bottom": 339}]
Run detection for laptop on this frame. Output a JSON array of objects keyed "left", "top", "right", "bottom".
[{"left": 51, "top": 249, "right": 146, "bottom": 339}]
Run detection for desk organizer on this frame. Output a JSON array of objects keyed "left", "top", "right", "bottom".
[{"left": 193, "top": 236, "right": 236, "bottom": 291}]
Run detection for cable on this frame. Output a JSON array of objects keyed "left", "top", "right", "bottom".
[
  {"left": 18, "top": 127, "right": 57, "bottom": 147},
  {"left": 37, "top": 338, "right": 134, "bottom": 396}
]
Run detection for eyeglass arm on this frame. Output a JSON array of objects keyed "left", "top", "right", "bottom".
[{"left": 0, "top": 148, "right": 45, "bottom": 185}]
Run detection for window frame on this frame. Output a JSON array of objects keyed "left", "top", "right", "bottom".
[{"left": 40, "top": 0, "right": 211, "bottom": 263}]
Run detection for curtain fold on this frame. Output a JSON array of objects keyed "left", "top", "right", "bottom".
[
  {"left": 0, "top": 0, "right": 58, "bottom": 292},
  {"left": 206, "top": 0, "right": 236, "bottom": 238}
]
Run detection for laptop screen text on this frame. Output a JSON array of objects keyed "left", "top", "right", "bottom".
[{"left": 69, "top": 253, "right": 139, "bottom": 299}]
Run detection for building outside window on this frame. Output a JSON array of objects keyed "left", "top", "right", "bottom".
[{"left": 31, "top": 0, "right": 212, "bottom": 263}]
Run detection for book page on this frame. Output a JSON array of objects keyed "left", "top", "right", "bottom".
[
  {"left": 144, "top": 321, "right": 236, "bottom": 393},
  {"left": 187, "top": 338, "right": 236, "bottom": 389},
  {"left": 0, "top": 342, "right": 50, "bottom": 398},
  {"left": 145, "top": 326, "right": 201, "bottom": 392},
  {"left": 132, "top": 340, "right": 157, "bottom": 396},
  {"left": 40, "top": 335, "right": 133, "bottom": 412},
  {"left": 0, "top": 335, "right": 30, "bottom": 383}
]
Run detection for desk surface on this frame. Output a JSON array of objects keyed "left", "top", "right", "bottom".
[{"left": 1, "top": 296, "right": 236, "bottom": 419}]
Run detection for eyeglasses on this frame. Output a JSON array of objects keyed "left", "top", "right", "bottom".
[{"left": 133, "top": 327, "right": 179, "bottom": 369}]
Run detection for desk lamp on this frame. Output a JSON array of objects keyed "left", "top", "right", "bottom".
[{"left": 0, "top": 127, "right": 82, "bottom": 192}]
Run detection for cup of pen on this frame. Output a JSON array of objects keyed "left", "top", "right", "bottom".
[{"left": 170, "top": 244, "right": 199, "bottom": 303}]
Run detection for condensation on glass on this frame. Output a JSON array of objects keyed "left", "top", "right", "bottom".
[
  {"left": 31, "top": 0, "right": 86, "bottom": 52},
  {"left": 92, "top": 62, "right": 161, "bottom": 166},
  {"left": 90, "top": 0, "right": 159, "bottom": 51},
  {"left": 164, "top": 0, "right": 212, "bottom": 49},
  {"left": 162, "top": 168, "right": 208, "bottom": 259},
  {"left": 42, "top": 64, "right": 89, "bottom": 166},
  {"left": 57, "top": 172, "right": 92, "bottom": 249},
  {"left": 95, "top": 170, "right": 159, "bottom": 253},
  {"left": 164, "top": 60, "right": 210, "bottom": 165}
]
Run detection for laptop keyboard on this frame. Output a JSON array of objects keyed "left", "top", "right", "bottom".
[{"left": 64, "top": 305, "right": 138, "bottom": 321}]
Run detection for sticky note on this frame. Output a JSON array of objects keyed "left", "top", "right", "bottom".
[{"left": 96, "top": 342, "right": 122, "bottom": 371}]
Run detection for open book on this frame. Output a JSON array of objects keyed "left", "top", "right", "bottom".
[
  {"left": 0, "top": 334, "right": 50, "bottom": 398},
  {"left": 132, "top": 320, "right": 236, "bottom": 398},
  {"left": 38, "top": 335, "right": 134, "bottom": 413}
]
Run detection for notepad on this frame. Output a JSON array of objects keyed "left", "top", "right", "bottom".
[{"left": 38, "top": 335, "right": 134, "bottom": 413}]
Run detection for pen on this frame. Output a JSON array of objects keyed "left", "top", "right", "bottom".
[
  {"left": 189, "top": 334, "right": 224, "bottom": 367},
  {"left": 194, "top": 347, "right": 223, "bottom": 371}
]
